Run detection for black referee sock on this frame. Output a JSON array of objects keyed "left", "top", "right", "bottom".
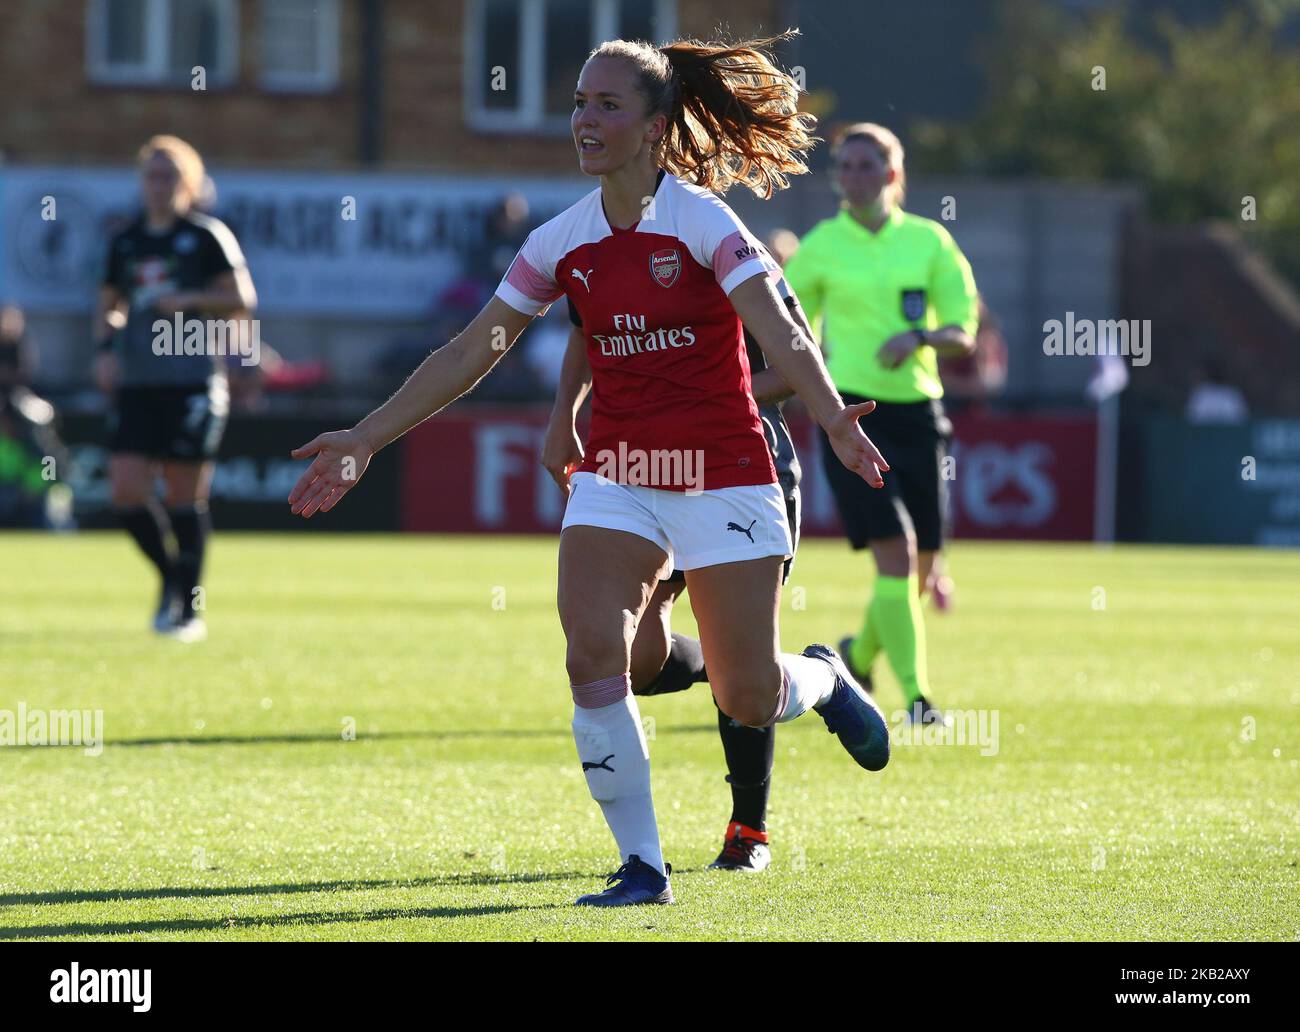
[
  {"left": 120, "top": 505, "right": 176, "bottom": 582},
  {"left": 638, "top": 632, "right": 707, "bottom": 695},
  {"left": 718, "top": 705, "right": 775, "bottom": 833},
  {"left": 168, "top": 504, "right": 211, "bottom": 618}
]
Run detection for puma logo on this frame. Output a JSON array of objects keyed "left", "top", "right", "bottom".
[
  {"left": 582, "top": 753, "right": 616, "bottom": 773},
  {"left": 726, "top": 519, "right": 757, "bottom": 543},
  {"left": 571, "top": 267, "right": 594, "bottom": 291}
]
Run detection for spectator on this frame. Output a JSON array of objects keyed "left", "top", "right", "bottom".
[
  {"left": 766, "top": 227, "right": 800, "bottom": 268},
  {"left": 1186, "top": 359, "right": 1248, "bottom": 424},
  {"left": 0, "top": 304, "right": 72, "bottom": 528},
  {"left": 465, "top": 192, "right": 533, "bottom": 289},
  {"left": 460, "top": 193, "right": 545, "bottom": 401},
  {"left": 939, "top": 295, "right": 1008, "bottom": 414}
]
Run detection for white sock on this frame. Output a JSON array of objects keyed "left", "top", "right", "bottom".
[
  {"left": 771, "top": 654, "right": 836, "bottom": 723},
  {"left": 571, "top": 675, "right": 665, "bottom": 875}
]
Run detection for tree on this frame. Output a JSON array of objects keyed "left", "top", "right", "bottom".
[{"left": 910, "top": 0, "right": 1300, "bottom": 284}]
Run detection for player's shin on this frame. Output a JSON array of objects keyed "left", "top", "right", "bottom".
[
  {"left": 717, "top": 705, "right": 773, "bottom": 832},
  {"left": 872, "top": 573, "right": 929, "bottom": 704},
  {"left": 169, "top": 502, "right": 211, "bottom": 617},
  {"left": 571, "top": 674, "right": 665, "bottom": 875},
  {"left": 768, "top": 656, "right": 836, "bottom": 723},
  {"left": 120, "top": 503, "right": 176, "bottom": 580}
]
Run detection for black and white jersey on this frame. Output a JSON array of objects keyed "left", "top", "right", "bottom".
[{"left": 102, "top": 211, "right": 247, "bottom": 388}]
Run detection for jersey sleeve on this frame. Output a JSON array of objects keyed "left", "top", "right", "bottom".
[
  {"left": 495, "top": 230, "right": 563, "bottom": 317},
  {"left": 685, "top": 194, "right": 779, "bottom": 295},
  {"left": 930, "top": 227, "right": 979, "bottom": 338},
  {"left": 200, "top": 218, "right": 247, "bottom": 280}
]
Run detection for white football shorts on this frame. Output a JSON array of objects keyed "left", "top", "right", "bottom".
[{"left": 561, "top": 471, "right": 792, "bottom": 573}]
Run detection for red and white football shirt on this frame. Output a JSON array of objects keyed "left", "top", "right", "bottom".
[{"left": 495, "top": 172, "right": 781, "bottom": 491}]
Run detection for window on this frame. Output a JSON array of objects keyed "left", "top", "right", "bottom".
[
  {"left": 259, "top": 0, "right": 340, "bottom": 92},
  {"left": 465, "top": 0, "right": 678, "bottom": 133},
  {"left": 87, "top": 0, "right": 239, "bottom": 86}
]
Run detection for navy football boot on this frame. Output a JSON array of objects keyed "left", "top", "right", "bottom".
[
  {"left": 805, "top": 643, "right": 890, "bottom": 771},
  {"left": 574, "top": 855, "right": 674, "bottom": 907}
]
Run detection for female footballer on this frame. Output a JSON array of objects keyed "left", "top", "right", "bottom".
[
  {"left": 541, "top": 273, "right": 808, "bottom": 873},
  {"left": 783, "top": 123, "right": 980, "bottom": 725},
  {"left": 96, "top": 136, "right": 257, "bottom": 641},
  {"left": 289, "top": 35, "right": 890, "bottom": 907}
]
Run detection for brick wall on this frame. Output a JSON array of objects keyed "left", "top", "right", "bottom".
[{"left": 0, "top": 0, "right": 782, "bottom": 173}]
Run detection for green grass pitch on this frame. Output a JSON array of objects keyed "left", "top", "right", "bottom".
[{"left": 1, "top": 532, "right": 1296, "bottom": 941}]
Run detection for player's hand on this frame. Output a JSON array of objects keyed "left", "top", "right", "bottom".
[
  {"left": 94, "top": 351, "right": 119, "bottom": 395},
  {"left": 288, "top": 429, "right": 374, "bottom": 518},
  {"left": 825, "top": 400, "right": 889, "bottom": 488},
  {"left": 540, "top": 417, "right": 584, "bottom": 494},
  {"left": 877, "top": 331, "right": 920, "bottom": 370}
]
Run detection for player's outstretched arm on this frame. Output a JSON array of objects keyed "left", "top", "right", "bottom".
[
  {"left": 540, "top": 324, "right": 592, "bottom": 493},
  {"left": 728, "top": 275, "right": 889, "bottom": 488},
  {"left": 748, "top": 296, "right": 810, "bottom": 404},
  {"left": 288, "top": 296, "right": 533, "bottom": 517}
]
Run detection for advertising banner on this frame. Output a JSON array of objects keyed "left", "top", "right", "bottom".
[
  {"left": 0, "top": 167, "right": 587, "bottom": 317},
  {"left": 400, "top": 407, "right": 1099, "bottom": 541}
]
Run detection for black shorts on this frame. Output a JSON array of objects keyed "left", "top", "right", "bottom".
[
  {"left": 662, "top": 489, "right": 801, "bottom": 585},
  {"left": 821, "top": 395, "right": 950, "bottom": 552},
  {"left": 107, "top": 384, "right": 228, "bottom": 462}
]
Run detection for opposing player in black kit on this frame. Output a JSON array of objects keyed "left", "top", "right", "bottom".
[
  {"left": 541, "top": 276, "right": 808, "bottom": 871},
  {"left": 95, "top": 136, "right": 257, "bottom": 640}
]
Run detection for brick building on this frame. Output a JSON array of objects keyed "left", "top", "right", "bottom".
[
  {"left": 0, "top": 0, "right": 1147, "bottom": 409},
  {"left": 0, "top": 0, "right": 783, "bottom": 173}
]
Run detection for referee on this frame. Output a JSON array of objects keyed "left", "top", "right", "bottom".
[
  {"left": 95, "top": 136, "right": 257, "bottom": 640},
  {"left": 784, "top": 122, "right": 978, "bottom": 724}
]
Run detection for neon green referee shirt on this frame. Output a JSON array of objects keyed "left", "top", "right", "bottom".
[{"left": 783, "top": 206, "right": 979, "bottom": 402}]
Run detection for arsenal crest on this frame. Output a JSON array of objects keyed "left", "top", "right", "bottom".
[
  {"left": 900, "top": 288, "right": 927, "bottom": 323},
  {"left": 650, "top": 248, "right": 680, "bottom": 288}
]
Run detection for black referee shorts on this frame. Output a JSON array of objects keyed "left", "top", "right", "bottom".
[
  {"left": 663, "top": 488, "right": 801, "bottom": 585},
  {"left": 820, "top": 395, "right": 951, "bottom": 552}
]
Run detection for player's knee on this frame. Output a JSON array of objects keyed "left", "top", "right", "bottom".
[
  {"left": 872, "top": 534, "right": 915, "bottom": 577},
  {"left": 711, "top": 663, "right": 782, "bottom": 727},
  {"left": 162, "top": 477, "right": 203, "bottom": 509},
  {"left": 110, "top": 478, "right": 150, "bottom": 508},
  {"left": 714, "top": 694, "right": 773, "bottom": 729},
  {"left": 564, "top": 625, "right": 628, "bottom": 686}
]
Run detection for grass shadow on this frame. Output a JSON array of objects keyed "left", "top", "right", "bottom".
[
  {"left": 0, "top": 724, "right": 716, "bottom": 750},
  {"left": 0, "top": 870, "right": 592, "bottom": 908},
  {"left": 0, "top": 902, "right": 563, "bottom": 940}
]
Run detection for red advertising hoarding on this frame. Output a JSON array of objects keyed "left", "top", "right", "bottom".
[{"left": 401, "top": 407, "right": 1097, "bottom": 541}]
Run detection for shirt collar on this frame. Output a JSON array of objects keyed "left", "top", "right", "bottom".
[{"left": 839, "top": 204, "right": 903, "bottom": 240}]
